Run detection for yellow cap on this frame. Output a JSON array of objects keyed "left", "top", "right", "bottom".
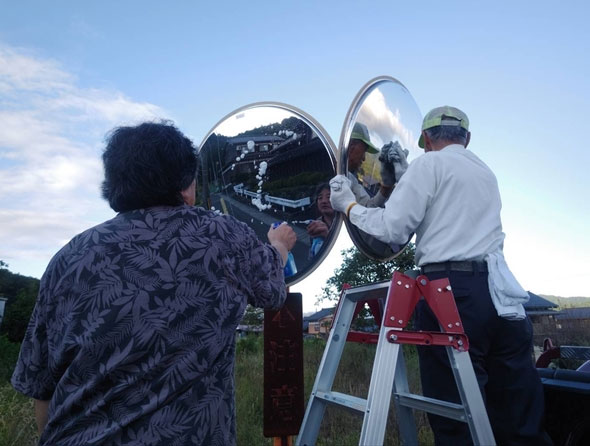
[
  {"left": 350, "top": 122, "right": 378, "bottom": 154},
  {"left": 418, "top": 106, "right": 469, "bottom": 148}
]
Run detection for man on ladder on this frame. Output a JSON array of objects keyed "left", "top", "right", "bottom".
[{"left": 329, "top": 106, "right": 552, "bottom": 445}]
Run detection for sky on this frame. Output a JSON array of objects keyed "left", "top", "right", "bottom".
[{"left": 0, "top": 0, "right": 589, "bottom": 313}]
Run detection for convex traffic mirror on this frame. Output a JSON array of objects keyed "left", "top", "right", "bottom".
[
  {"left": 197, "top": 103, "right": 341, "bottom": 286},
  {"left": 338, "top": 76, "right": 422, "bottom": 261}
]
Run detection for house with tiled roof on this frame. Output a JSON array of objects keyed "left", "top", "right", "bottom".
[
  {"left": 554, "top": 307, "right": 590, "bottom": 339},
  {"left": 524, "top": 292, "right": 560, "bottom": 345},
  {"left": 303, "top": 307, "right": 336, "bottom": 336}
]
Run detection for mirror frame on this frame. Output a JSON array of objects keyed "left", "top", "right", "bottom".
[
  {"left": 198, "top": 101, "right": 342, "bottom": 286},
  {"left": 338, "top": 75, "right": 421, "bottom": 261}
]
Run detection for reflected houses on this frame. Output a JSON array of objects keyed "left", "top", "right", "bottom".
[
  {"left": 200, "top": 121, "right": 333, "bottom": 219},
  {"left": 222, "top": 135, "right": 284, "bottom": 176}
]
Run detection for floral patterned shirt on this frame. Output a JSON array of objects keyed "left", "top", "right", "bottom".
[{"left": 12, "top": 206, "right": 286, "bottom": 445}]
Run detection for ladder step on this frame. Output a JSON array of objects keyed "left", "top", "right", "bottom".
[
  {"left": 395, "top": 392, "right": 466, "bottom": 422},
  {"left": 314, "top": 390, "right": 367, "bottom": 413}
]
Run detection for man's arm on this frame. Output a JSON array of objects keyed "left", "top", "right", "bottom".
[
  {"left": 348, "top": 157, "right": 434, "bottom": 245},
  {"left": 34, "top": 399, "right": 49, "bottom": 434}
]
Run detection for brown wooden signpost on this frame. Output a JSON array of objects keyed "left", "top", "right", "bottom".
[{"left": 263, "top": 292, "right": 304, "bottom": 445}]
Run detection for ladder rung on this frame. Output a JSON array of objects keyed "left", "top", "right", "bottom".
[
  {"left": 314, "top": 390, "right": 367, "bottom": 413},
  {"left": 394, "top": 392, "right": 466, "bottom": 421}
]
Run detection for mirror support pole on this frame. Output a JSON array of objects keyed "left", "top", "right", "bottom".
[{"left": 263, "top": 292, "right": 305, "bottom": 439}]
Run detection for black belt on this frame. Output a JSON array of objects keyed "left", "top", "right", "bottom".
[{"left": 420, "top": 260, "right": 487, "bottom": 274}]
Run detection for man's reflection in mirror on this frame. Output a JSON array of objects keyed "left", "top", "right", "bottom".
[
  {"left": 307, "top": 183, "right": 334, "bottom": 258},
  {"left": 347, "top": 122, "right": 393, "bottom": 207}
]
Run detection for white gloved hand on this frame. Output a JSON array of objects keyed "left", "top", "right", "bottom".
[
  {"left": 329, "top": 175, "right": 356, "bottom": 214},
  {"left": 379, "top": 161, "right": 396, "bottom": 187},
  {"left": 379, "top": 141, "right": 409, "bottom": 183}
]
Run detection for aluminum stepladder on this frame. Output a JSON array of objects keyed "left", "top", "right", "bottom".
[{"left": 296, "top": 271, "right": 495, "bottom": 446}]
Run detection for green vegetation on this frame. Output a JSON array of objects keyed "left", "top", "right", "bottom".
[
  {"left": 0, "top": 383, "right": 37, "bottom": 446},
  {"left": 540, "top": 294, "right": 590, "bottom": 308},
  {"left": 234, "top": 335, "right": 432, "bottom": 446},
  {"left": 0, "top": 334, "right": 430, "bottom": 446},
  {"left": 0, "top": 336, "right": 37, "bottom": 446},
  {"left": 0, "top": 261, "right": 40, "bottom": 343},
  {"left": 320, "top": 245, "right": 416, "bottom": 304},
  {"left": 2, "top": 258, "right": 589, "bottom": 445}
]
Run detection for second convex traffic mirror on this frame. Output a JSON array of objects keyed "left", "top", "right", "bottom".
[{"left": 338, "top": 76, "right": 422, "bottom": 261}]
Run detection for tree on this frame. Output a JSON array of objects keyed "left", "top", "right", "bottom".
[
  {"left": 240, "top": 305, "right": 264, "bottom": 326},
  {"left": 0, "top": 261, "right": 40, "bottom": 342},
  {"left": 2, "top": 288, "right": 36, "bottom": 342},
  {"left": 320, "top": 243, "right": 416, "bottom": 304},
  {"left": 319, "top": 243, "right": 417, "bottom": 331}
]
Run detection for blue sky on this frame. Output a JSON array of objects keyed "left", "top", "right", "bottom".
[{"left": 1, "top": 1, "right": 589, "bottom": 312}]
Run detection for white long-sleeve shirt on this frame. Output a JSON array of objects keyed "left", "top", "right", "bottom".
[
  {"left": 348, "top": 143, "right": 529, "bottom": 319},
  {"left": 347, "top": 171, "right": 387, "bottom": 208},
  {"left": 349, "top": 144, "right": 505, "bottom": 266}
]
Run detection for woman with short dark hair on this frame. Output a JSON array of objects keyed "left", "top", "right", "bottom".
[{"left": 12, "top": 121, "right": 296, "bottom": 446}]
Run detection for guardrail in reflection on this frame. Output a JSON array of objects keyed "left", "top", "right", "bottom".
[{"left": 233, "top": 184, "right": 311, "bottom": 210}]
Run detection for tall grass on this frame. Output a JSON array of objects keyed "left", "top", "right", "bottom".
[
  {"left": 1, "top": 335, "right": 432, "bottom": 445},
  {"left": 0, "top": 384, "right": 37, "bottom": 446},
  {"left": 300, "top": 338, "right": 432, "bottom": 446},
  {"left": 0, "top": 335, "right": 37, "bottom": 446},
  {"left": 235, "top": 335, "right": 433, "bottom": 445}
]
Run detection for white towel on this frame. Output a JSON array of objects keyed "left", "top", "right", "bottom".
[{"left": 485, "top": 251, "right": 529, "bottom": 320}]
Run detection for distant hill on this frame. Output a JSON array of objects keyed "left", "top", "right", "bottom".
[
  {"left": 0, "top": 263, "right": 39, "bottom": 305},
  {"left": 539, "top": 294, "right": 590, "bottom": 308}
]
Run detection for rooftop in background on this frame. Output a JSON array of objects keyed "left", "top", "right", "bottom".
[
  {"left": 525, "top": 291, "right": 559, "bottom": 315},
  {"left": 304, "top": 307, "right": 336, "bottom": 322},
  {"left": 555, "top": 307, "right": 590, "bottom": 320}
]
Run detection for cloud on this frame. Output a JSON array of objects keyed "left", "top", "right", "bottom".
[
  {"left": 0, "top": 43, "right": 166, "bottom": 278},
  {"left": 213, "top": 106, "right": 295, "bottom": 137},
  {"left": 0, "top": 45, "right": 74, "bottom": 94},
  {"left": 355, "top": 84, "right": 423, "bottom": 161}
]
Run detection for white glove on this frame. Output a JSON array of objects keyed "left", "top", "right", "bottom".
[
  {"left": 329, "top": 175, "right": 356, "bottom": 214},
  {"left": 379, "top": 141, "right": 409, "bottom": 183},
  {"left": 379, "top": 161, "right": 396, "bottom": 187}
]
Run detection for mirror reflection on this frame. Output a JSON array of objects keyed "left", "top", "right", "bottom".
[
  {"left": 198, "top": 104, "right": 340, "bottom": 285},
  {"left": 341, "top": 77, "right": 422, "bottom": 261}
]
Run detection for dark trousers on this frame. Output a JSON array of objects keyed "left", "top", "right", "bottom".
[{"left": 414, "top": 270, "right": 552, "bottom": 445}]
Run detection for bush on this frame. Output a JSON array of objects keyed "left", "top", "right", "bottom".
[
  {"left": 1, "top": 289, "right": 36, "bottom": 343},
  {"left": 0, "top": 334, "right": 20, "bottom": 383}
]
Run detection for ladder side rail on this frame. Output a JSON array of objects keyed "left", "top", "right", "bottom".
[
  {"left": 447, "top": 348, "right": 496, "bottom": 446},
  {"left": 358, "top": 325, "right": 403, "bottom": 446},
  {"left": 416, "top": 274, "right": 496, "bottom": 445},
  {"left": 315, "top": 292, "right": 357, "bottom": 391},
  {"left": 359, "top": 275, "right": 416, "bottom": 446},
  {"left": 297, "top": 289, "right": 359, "bottom": 446},
  {"left": 391, "top": 347, "right": 418, "bottom": 446}
]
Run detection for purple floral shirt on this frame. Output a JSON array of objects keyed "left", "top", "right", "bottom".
[{"left": 12, "top": 206, "right": 286, "bottom": 445}]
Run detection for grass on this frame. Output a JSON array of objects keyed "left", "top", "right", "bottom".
[
  {"left": 302, "top": 339, "right": 432, "bottom": 446},
  {"left": 0, "top": 335, "right": 432, "bottom": 446},
  {"left": 235, "top": 335, "right": 433, "bottom": 445},
  {"left": 0, "top": 383, "right": 38, "bottom": 446},
  {"left": 0, "top": 335, "right": 38, "bottom": 446}
]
